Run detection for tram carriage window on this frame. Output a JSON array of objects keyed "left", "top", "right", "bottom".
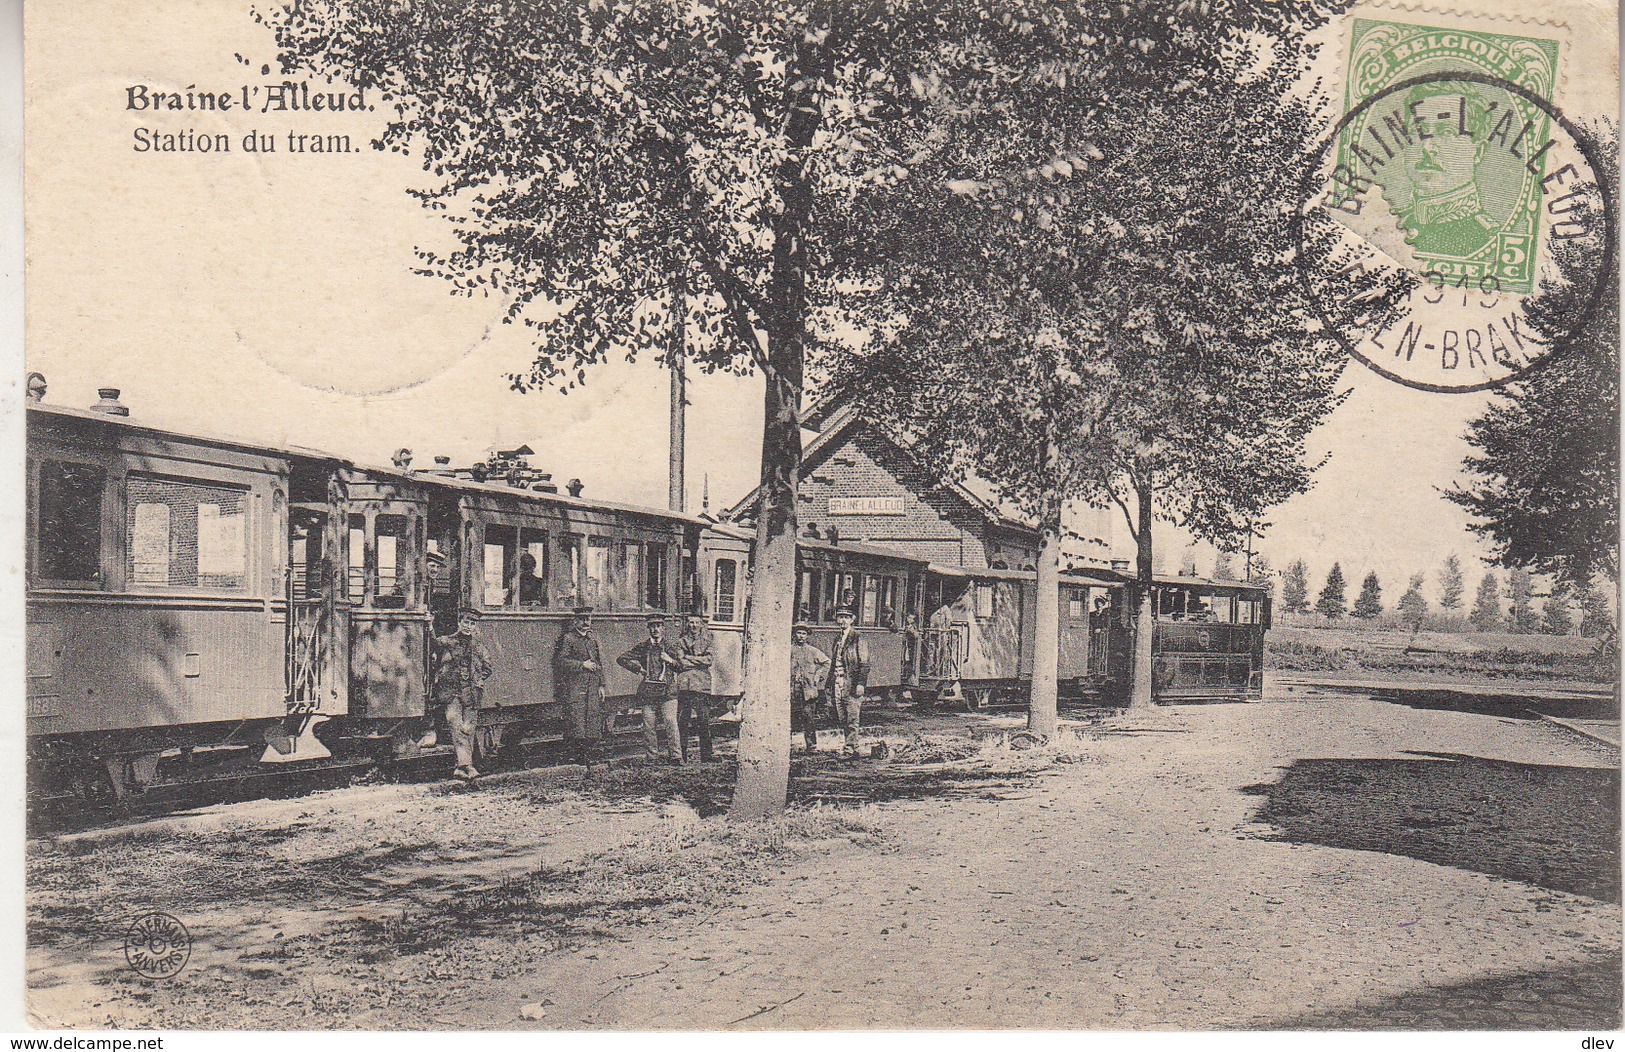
[
  {"left": 36, "top": 460, "right": 105, "bottom": 585},
  {"left": 714, "top": 557, "right": 739, "bottom": 623},
  {"left": 585, "top": 536, "right": 614, "bottom": 609},
  {"left": 562, "top": 534, "right": 584, "bottom": 605},
  {"left": 518, "top": 528, "right": 548, "bottom": 607},
  {"left": 291, "top": 525, "right": 313, "bottom": 599},
  {"left": 799, "top": 568, "right": 824, "bottom": 622},
  {"left": 876, "top": 575, "right": 899, "bottom": 628},
  {"left": 1237, "top": 598, "right": 1258, "bottom": 625},
  {"left": 645, "top": 541, "right": 670, "bottom": 609},
  {"left": 819, "top": 570, "right": 839, "bottom": 623},
  {"left": 126, "top": 475, "right": 247, "bottom": 591},
  {"left": 621, "top": 542, "right": 643, "bottom": 609},
  {"left": 374, "top": 515, "right": 408, "bottom": 609},
  {"left": 860, "top": 575, "right": 880, "bottom": 625},
  {"left": 974, "top": 582, "right": 994, "bottom": 621},
  {"left": 344, "top": 515, "right": 367, "bottom": 602},
  {"left": 1068, "top": 588, "right": 1087, "bottom": 620},
  {"left": 483, "top": 524, "right": 515, "bottom": 608}
]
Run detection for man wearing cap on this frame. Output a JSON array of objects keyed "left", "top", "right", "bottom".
[
  {"left": 827, "top": 606, "right": 870, "bottom": 756},
  {"left": 790, "top": 622, "right": 830, "bottom": 753},
  {"left": 618, "top": 614, "right": 681, "bottom": 764},
  {"left": 432, "top": 610, "right": 492, "bottom": 781},
  {"left": 674, "top": 612, "right": 716, "bottom": 764},
  {"left": 553, "top": 606, "right": 605, "bottom": 767}
]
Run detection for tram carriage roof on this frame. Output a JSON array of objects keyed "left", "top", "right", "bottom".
[
  {"left": 703, "top": 520, "right": 931, "bottom": 568},
  {"left": 920, "top": 559, "right": 1267, "bottom": 597},
  {"left": 27, "top": 400, "right": 705, "bottom": 528},
  {"left": 1061, "top": 564, "right": 1269, "bottom": 597}
]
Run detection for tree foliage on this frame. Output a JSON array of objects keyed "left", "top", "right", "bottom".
[
  {"left": 1351, "top": 570, "right": 1382, "bottom": 619},
  {"left": 1468, "top": 572, "right": 1501, "bottom": 632},
  {"left": 1504, "top": 568, "right": 1538, "bottom": 634},
  {"left": 1397, "top": 573, "right": 1427, "bottom": 632},
  {"left": 1316, "top": 563, "right": 1346, "bottom": 620},
  {"left": 1248, "top": 554, "right": 1275, "bottom": 597},
  {"left": 817, "top": 0, "right": 1375, "bottom": 707},
  {"left": 1438, "top": 554, "right": 1465, "bottom": 612},
  {"left": 1542, "top": 584, "right": 1574, "bottom": 636},
  {"left": 1448, "top": 123, "right": 1619, "bottom": 591},
  {"left": 1281, "top": 559, "right": 1310, "bottom": 614},
  {"left": 261, "top": 0, "right": 1160, "bottom": 815}
]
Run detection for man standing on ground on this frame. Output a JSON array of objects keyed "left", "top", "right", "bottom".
[
  {"left": 827, "top": 605, "right": 870, "bottom": 756},
  {"left": 790, "top": 621, "right": 830, "bottom": 753},
  {"left": 553, "top": 606, "right": 605, "bottom": 768},
  {"left": 432, "top": 609, "right": 491, "bottom": 781},
  {"left": 619, "top": 614, "right": 681, "bottom": 764},
  {"left": 674, "top": 612, "right": 716, "bottom": 764}
]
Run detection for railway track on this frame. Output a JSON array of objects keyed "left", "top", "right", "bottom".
[{"left": 26, "top": 728, "right": 657, "bottom": 839}]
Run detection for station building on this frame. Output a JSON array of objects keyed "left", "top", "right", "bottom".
[{"left": 725, "top": 402, "right": 1046, "bottom": 570}]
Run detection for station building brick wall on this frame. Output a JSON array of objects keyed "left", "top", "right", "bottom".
[{"left": 796, "top": 429, "right": 1037, "bottom": 570}]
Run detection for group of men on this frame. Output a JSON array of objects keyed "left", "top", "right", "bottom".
[{"left": 428, "top": 603, "right": 871, "bottom": 781}]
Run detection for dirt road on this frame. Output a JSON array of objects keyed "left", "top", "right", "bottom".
[{"left": 28, "top": 695, "right": 1621, "bottom": 1030}]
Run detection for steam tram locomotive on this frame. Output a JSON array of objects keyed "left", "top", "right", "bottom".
[{"left": 27, "top": 393, "right": 1269, "bottom": 800}]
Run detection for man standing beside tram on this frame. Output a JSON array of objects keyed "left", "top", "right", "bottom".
[{"left": 827, "top": 604, "right": 870, "bottom": 757}]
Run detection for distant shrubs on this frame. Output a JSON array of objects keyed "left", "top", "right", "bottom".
[{"left": 1266, "top": 639, "right": 1349, "bottom": 671}]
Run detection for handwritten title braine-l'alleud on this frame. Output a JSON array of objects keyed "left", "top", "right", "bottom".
[{"left": 125, "top": 81, "right": 370, "bottom": 154}]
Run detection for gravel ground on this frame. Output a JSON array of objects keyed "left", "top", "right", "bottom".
[{"left": 27, "top": 695, "right": 1622, "bottom": 1030}]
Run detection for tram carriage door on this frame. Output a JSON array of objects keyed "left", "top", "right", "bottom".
[{"left": 286, "top": 507, "right": 346, "bottom": 713}]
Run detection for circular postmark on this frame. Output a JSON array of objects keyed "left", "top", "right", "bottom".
[
  {"left": 1297, "top": 72, "right": 1615, "bottom": 393},
  {"left": 123, "top": 911, "right": 191, "bottom": 979}
]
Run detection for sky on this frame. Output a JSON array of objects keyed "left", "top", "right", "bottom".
[{"left": 23, "top": 0, "right": 1529, "bottom": 612}]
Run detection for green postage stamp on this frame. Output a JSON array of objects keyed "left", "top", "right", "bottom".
[{"left": 1335, "top": 18, "right": 1563, "bottom": 294}]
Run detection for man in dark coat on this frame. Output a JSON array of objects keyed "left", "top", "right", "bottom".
[
  {"left": 619, "top": 614, "right": 681, "bottom": 763},
  {"left": 553, "top": 606, "right": 605, "bottom": 766},
  {"left": 826, "top": 606, "right": 870, "bottom": 756},
  {"left": 674, "top": 612, "right": 716, "bottom": 764},
  {"left": 432, "top": 610, "right": 491, "bottom": 781}
]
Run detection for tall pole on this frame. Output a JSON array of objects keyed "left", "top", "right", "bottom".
[{"left": 668, "top": 278, "right": 687, "bottom": 514}]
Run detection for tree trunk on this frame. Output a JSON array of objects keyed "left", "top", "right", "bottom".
[
  {"left": 730, "top": 36, "right": 824, "bottom": 821},
  {"left": 731, "top": 368, "right": 800, "bottom": 819},
  {"left": 1129, "top": 483, "right": 1156, "bottom": 710},
  {"left": 1028, "top": 498, "right": 1061, "bottom": 737}
]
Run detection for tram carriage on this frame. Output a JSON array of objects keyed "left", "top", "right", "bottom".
[
  {"left": 695, "top": 525, "right": 930, "bottom": 705},
  {"left": 28, "top": 398, "right": 315, "bottom": 796},
  {"left": 26, "top": 395, "right": 704, "bottom": 797},
  {"left": 27, "top": 389, "right": 1274, "bottom": 804},
  {"left": 426, "top": 472, "right": 696, "bottom": 755},
  {"left": 915, "top": 562, "right": 1269, "bottom": 707},
  {"left": 918, "top": 565, "right": 1107, "bottom": 707}
]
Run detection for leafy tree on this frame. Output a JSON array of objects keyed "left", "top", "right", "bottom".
[
  {"left": 1212, "top": 552, "right": 1238, "bottom": 582},
  {"left": 263, "top": 0, "right": 1117, "bottom": 816},
  {"left": 1438, "top": 554, "right": 1465, "bottom": 613},
  {"left": 1316, "top": 563, "right": 1347, "bottom": 620},
  {"left": 1248, "top": 555, "right": 1275, "bottom": 599},
  {"left": 1542, "top": 584, "right": 1574, "bottom": 636},
  {"left": 1447, "top": 124, "right": 1619, "bottom": 591},
  {"left": 1469, "top": 573, "right": 1502, "bottom": 632},
  {"left": 1281, "top": 560, "right": 1310, "bottom": 614},
  {"left": 1397, "top": 574, "right": 1428, "bottom": 633},
  {"left": 1179, "top": 548, "right": 1201, "bottom": 578},
  {"left": 823, "top": 0, "right": 1369, "bottom": 714},
  {"left": 1505, "top": 569, "right": 1538, "bottom": 634},
  {"left": 1351, "top": 571, "right": 1382, "bottom": 620},
  {"left": 1579, "top": 587, "right": 1614, "bottom": 640}
]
